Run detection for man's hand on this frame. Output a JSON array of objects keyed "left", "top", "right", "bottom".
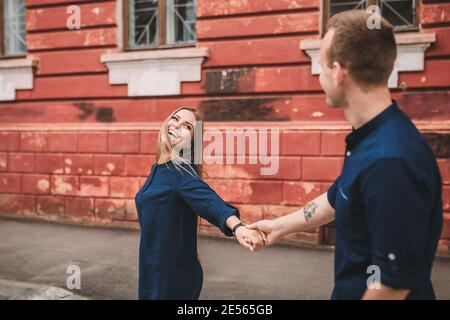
[
  {"left": 246, "top": 220, "right": 283, "bottom": 247},
  {"left": 362, "top": 282, "right": 410, "bottom": 300},
  {"left": 235, "top": 226, "right": 267, "bottom": 252}
]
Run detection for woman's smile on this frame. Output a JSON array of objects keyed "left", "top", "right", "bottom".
[
  {"left": 166, "top": 109, "right": 196, "bottom": 147},
  {"left": 168, "top": 128, "right": 180, "bottom": 140}
]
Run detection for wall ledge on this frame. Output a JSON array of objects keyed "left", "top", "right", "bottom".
[
  {"left": 300, "top": 32, "right": 436, "bottom": 88},
  {"left": 0, "top": 120, "right": 447, "bottom": 132},
  {"left": 0, "top": 58, "right": 36, "bottom": 101},
  {"left": 101, "top": 47, "right": 209, "bottom": 97}
]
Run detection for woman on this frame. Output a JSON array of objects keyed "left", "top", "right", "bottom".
[{"left": 135, "top": 107, "right": 265, "bottom": 300}]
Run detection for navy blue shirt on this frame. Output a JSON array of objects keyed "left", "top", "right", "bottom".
[
  {"left": 135, "top": 161, "right": 238, "bottom": 300},
  {"left": 327, "top": 101, "right": 443, "bottom": 300}
]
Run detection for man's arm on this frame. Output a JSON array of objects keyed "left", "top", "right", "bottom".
[
  {"left": 247, "top": 192, "right": 335, "bottom": 246},
  {"left": 362, "top": 283, "right": 410, "bottom": 300},
  {"left": 359, "top": 158, "right": 429, "bottom": 300}
]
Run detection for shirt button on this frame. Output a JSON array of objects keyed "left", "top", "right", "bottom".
[
  {"left": 388, "top": 253, "right": 396, "bottom": 261},
  {"left": 346, "top": 151, "right": 351, "bottom": 157}
]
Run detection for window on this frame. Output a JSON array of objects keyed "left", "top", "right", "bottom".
[
  {"left": 0, "top": 0, "right": 27, "bottom": 57},
  {"left": 126, "top": 0, "right": 196, "bottom": 49},
  {"left": 323, "top": 0, "right": 418, "bottom": 32}
]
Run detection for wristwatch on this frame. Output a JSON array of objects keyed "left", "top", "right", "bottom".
[{"left": 232, "top": 222, "right": 245, "bottom": 236}]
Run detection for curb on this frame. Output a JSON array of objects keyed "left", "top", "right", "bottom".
[{"left": 0, "top": 279, "right": 88, "bottom": 300}]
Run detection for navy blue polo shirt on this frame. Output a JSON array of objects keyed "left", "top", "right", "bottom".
[{"left": 327, "top": 101, "right": 443, "bottom": 300}]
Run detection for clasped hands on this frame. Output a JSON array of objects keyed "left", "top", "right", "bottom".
[{"left": 234, "top": 220, "right": 282, "bottom": 252}]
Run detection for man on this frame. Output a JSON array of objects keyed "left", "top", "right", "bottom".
[{"left": 248, "top": 10, "right": 443, "bottom": 300}]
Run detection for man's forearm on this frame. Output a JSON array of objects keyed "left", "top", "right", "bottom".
[
  {"left": 274, "top": 192, "right": 335, "bottom": 236},
  {"left": 362, "top": 283, "right": 410, "bottom": 300}
]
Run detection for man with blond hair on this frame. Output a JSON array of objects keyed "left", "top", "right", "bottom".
[{"left": 249, "top": 10, "right": 443, "bottom": 300}]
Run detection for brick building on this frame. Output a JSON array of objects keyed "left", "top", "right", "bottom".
[{"left": 0, "top": 0, "right": 448, "bottom": 253}]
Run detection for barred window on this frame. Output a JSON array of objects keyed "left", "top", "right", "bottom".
[
  {"left": 324, "top": 0, "right": 418, "bottom": 32},
  {"left": 127, "top": 0, "right": 196, "bottom": 49},
  {"left": 1, "top": 0, "right": 27, "bottom": 56}
]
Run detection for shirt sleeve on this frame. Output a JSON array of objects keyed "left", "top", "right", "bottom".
[
  {"left": 360, "top": 158, "right": 431, "bottom": 290},
  {"left": 327, "top": 176, "right": 340, "bottom": 209},
  {"left": 176, "top": 166, "right": 239, "bottom": 237}
]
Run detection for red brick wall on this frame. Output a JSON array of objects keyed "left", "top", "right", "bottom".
[{"left": 0, "top": 0, "right": 449, "bottom": 254}]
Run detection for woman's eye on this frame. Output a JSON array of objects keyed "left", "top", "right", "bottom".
[{"left": 184, "top": 124, "right": 192, "bottom": 131}]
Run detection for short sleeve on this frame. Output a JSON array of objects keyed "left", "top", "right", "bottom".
[
  {"left": 327, "top": 176, "right": 340, "bottom": 209},
  {"left": 360, "top": 158, "right": 431, "bottom": 289}
]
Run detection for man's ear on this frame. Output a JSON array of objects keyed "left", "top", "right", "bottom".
[{"left": 332, "top": 61, "right": 347, "bottom": 87}]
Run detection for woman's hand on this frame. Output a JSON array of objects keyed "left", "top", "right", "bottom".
[
  {"left": 235, "top": 226, "right": 267, "bottom": 252},
  {"left": 246, "top": 219, "right": 283, "bottom": 247}
]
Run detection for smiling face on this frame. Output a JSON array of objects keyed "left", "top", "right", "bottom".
[
  {"left": 167, "top": 108, "right": 196, "bottom": 148},
  {"left": 156, "top": 107, "right": 202, "bottom": 171}
]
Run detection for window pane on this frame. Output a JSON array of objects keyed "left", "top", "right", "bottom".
[
  {"left": 379, "top": 0, "right": 415, "bottom": 29},
  {"left": 129, "top": 0, "right": 159, "bottom": 47},
  {"left": 328, "top": 0, "right": 416, "bottom": 29},
  {"left": 166, "top": 0, "right": 196, "bottom": 45},
  {"left": 329, "top": 0, "right": 366, "bottom": 17},
  {"left": 3, "top": 0, "right": 27, "bottom": 56}
]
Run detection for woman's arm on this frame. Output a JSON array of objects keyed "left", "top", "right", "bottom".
[{"left": 176, "top": 168, "right": 265, "bottom": 250}]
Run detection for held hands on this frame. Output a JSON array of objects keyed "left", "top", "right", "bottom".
[
  {"left": 235, "top": 225, "right": 267, "bottom": 252},
  {"left": 235, "top": 220, "right": 283, "bottom": 252},
  {"left": 246, "top": 220, "right": 283, "bottom": 247}
]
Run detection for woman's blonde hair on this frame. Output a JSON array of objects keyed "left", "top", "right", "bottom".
[{"left": 156, "top": 107, "right": 203, "bottom": 177}]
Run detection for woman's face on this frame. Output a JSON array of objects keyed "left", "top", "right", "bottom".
[{"left": 167, "top": 109, "right": 196, "bottom": 148}]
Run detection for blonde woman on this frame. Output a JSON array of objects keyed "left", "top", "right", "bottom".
[{"left": 135, "top": 107, "right": 266, "bottom": 300}]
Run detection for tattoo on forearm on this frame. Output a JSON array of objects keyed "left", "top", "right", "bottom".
[{"left": 303, "top": 202, "right": 318, "bottom": 222}]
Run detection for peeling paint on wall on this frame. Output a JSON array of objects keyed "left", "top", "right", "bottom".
[
  {"left": 199, "top": 98, "right": 289, "bottom": 121},
  {"left": 423, "top": 133, "right": 450, "bottom": 158},
  {"left": 204, "top": 68, "right": 256, "bottom": 94}
]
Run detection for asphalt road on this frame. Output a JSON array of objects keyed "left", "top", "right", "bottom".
[{"left": 0, "top": 217, "right": 449, "bottom": 300}]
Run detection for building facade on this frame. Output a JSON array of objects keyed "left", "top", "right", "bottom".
[{"left": 0, "top": 0, "right": 448, "bottom": 253}]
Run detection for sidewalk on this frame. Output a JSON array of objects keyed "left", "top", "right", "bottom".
[
  {"left": 0, "top": 279, "right": 87, "bottom": 300},
  {"left": 0, "top": 217, "right": 449, "bottom": 300}
]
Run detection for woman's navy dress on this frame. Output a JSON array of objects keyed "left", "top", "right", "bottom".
[{"left": 135, "top": 161, "right": 239, "bottom": 300}]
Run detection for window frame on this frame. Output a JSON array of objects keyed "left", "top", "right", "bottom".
[
  {"left": 123, "top": 0, "right": 197, "bottom": 51},
  {"left": 0, "top": 0, "right": 27, "bottom": 59},
  {"left": 0, "top": 0, "right": 3, "bottom": 57},
  {"left": 321, "top": 0, "right": 420, "bottom": 36}
]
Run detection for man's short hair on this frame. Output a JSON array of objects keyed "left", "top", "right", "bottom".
[{"left": 326, "top": 10, "right": 397, "bottom": 87}]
